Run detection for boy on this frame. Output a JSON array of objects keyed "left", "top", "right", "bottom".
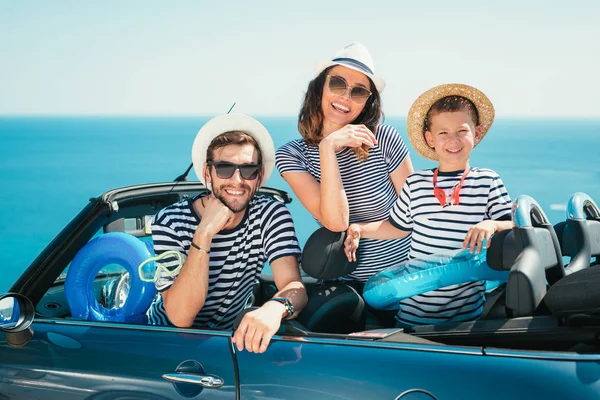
[{"left": 344, "top": 84, "right": 512, "bottom": 327}]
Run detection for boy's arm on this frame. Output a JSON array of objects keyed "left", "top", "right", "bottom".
[
  {"left": 463, "top": 219, "right": 513, "bottom": 254},
  {"left": 344, "top": 220, "right": 409, "bottom": 262},
  {"left": 464, "top": 171, "right": 514, "bottom": 254}
]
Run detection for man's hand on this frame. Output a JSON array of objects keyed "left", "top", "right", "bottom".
[
  {"left": 463, "top": 220, "right": 497, "bottom": 254},
  {"left": 344, "top": 224, "right": 362, "bottom": 262},
  {"left": 233, "top": 301, "right": 286, "bottom": 353},
  {"left": 197, "top": 195, "right": 234, "bottom": 236}
]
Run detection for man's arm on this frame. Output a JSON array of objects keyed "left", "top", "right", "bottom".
[
  {"left": 160, "top": 232, "right": 211, "bottom": 327},
  {"left": 267, "top": 255, "right": 307, "bottom": 320},
  {"left": 233, "top": 255, "right": 307, "bottom": 354},
  {"left": 161, "top": 197, "right": 233, "bottom": 327}
]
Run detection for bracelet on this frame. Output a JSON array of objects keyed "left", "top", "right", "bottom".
[{"left": 191, "top": 241, "right": 210, "bottom": 255}]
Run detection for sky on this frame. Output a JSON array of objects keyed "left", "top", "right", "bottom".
[{"left": 1, "top": 0, "right": 599, "bottom": 117}]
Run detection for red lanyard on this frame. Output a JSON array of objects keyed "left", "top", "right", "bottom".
[{"left": 433, "top": 168, "right": 470, "bottom": 207}]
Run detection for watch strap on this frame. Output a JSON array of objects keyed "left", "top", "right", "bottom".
[{"left": 269, "top": 297, "right": 294, "bottom": 320}]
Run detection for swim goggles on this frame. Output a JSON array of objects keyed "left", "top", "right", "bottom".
[{"left": 137, "top": 250, "right": 186, "bottom": 283}]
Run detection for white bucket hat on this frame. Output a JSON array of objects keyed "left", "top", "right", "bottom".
[
  {"left": 191, "top": 113, "right": 275, "bottom": 187},
  {"left": 315, "top": 42, "right": 386, "bottom": 93}
]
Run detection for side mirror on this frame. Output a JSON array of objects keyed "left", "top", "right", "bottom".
[
  {"left": 0, "top": 293, "right": 35, "bottom": 347},
  {"left": 0, "top": 295, "right": 20, "bottom": 329}
]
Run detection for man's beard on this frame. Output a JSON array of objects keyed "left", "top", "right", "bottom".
[{"left": 212, "top": 183, "right": 255, "bottom": 213}]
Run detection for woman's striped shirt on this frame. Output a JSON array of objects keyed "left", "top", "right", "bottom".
[
  {"left": 276, "top": 124, "right": 411, "bottom": 282},
  {"left": 389, "top": 167, "right": 512, "bottom": 326},
  {"left": 147, "top": 195, "right": 301, "bottom": 329}
]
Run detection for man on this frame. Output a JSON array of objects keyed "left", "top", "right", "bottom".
[{"left": 148, "top": 113, "right": 307, "bottom": 353}]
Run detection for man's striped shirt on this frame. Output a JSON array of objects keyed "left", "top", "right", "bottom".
[
  {"left": 389, "top": 167, "right": 512, "bottom": 326},
  {"left": 147, "top": 195, "right": 301, "bottom": 329}
]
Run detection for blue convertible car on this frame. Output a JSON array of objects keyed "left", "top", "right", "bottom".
[{"left": 1, "top": 182, "right": 600, "bottom": 399}]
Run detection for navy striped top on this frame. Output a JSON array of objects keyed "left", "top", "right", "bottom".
[
  {"left": 276, "top": 124, "right": 411, "bottom": 282},
  {"left": 389, "top": 167, "right": 512, "bottom": 326},
  {"left": 147, "top": 195, "right": 301, "bottom": 329}
]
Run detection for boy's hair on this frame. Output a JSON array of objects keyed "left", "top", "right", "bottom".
[
  {"left": 424, "top": 96, "right": 480, "bottom": 131},
  {"left": 206, "top": 130, "right": 262, "bottom": 165},
  {"left": 298, "top": 67, "right": 383, "bottom": 160}
]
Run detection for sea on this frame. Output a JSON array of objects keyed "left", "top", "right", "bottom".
[{"left": 1, "top": 116, "right": 600, "bottom": 293}]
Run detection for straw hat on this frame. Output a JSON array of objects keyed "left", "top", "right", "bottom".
[
  {"left": 191, "top": 113, "right": 275, "bottom": 186},
  {"left": 315, "top": 42, "right": 386, "bottom": 93},
  {"left": 407, "top": 84, "right": 495, "bottom": 161}
]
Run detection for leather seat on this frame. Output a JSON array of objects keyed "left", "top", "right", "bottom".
[
  {"left": 544, "top": 194, "right": 600, "bottom": 322},
  {"left": 297, "top": 227, "right": 366, "bottom": 334}
]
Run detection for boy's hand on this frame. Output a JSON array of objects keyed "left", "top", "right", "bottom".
[
  {"left": 344, "top": 224, "right": 362, "bottom": 262},
  {"left": 463, "top": 220, "right": 496, "bottom": 254}
]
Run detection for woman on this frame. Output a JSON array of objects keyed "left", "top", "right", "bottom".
[{"left": 276, "top": 42, "right": 414, "bottom": 285}]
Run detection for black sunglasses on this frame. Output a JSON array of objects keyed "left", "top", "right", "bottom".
[
  {"left": 326, "top": 75, "right": 372, "bottom": 105},
  {"left": 208, "top": 161, "right": 261, "bottom": 180}
]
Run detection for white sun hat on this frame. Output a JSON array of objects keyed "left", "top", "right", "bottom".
[
  {"left": 191, "top": 113, "right": 275, "bottom": 186},
  {"left": 315, "top": 42, "right": 386, "bottom": 93}
]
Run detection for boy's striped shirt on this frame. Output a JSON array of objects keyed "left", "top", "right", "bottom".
[{"left": 389, "top": 167, "right": 512, "bottom": 326}]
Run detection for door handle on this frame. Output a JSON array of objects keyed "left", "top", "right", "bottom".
[{"left": 162, "top": 372, "right": 224, "bottom": 388}]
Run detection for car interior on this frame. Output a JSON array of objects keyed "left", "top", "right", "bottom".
[{"left": 32, "top": 183, "right": 600, "bottom": 354}]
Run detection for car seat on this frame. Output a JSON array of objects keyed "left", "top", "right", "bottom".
[
  {"left": 485, "top": 195, "right": 564, "bottom": 318},
  {"left": 544, "top": 193, "right": 600, "bottom": 323},
  {"left": 296, "top": 227, "right": 366, "bottom": 334}
]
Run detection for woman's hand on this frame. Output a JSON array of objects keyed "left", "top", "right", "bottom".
[
  {"left": 344, "top": 224, "right": 362, "bottom": 262},
  {"left": 463, "top": 220, "right": 497, "bottom": 254},
  {"left": 319, "top": 124, "right": 377, "bottom": 153}
]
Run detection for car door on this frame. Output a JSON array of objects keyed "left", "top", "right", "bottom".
[
  {"left": 235, "top": 335, "right": 600, "bottom": 400},
  {"left": 0, "top": 319, "right": 237, "bottom": 400}
]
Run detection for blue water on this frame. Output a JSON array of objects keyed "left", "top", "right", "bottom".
[{"left": 1, "top": 116, "right": 600, "bottom": 292}]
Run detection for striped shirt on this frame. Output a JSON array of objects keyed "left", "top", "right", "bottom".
[
  {"left": 389, "top": 167, "right": 512, "bottom": 326},
  {"left": 276, "top": 124, "right": 411, "bottom": 282},
  {"left": 147, "top": 195, "right": 301, "bottom": 329}
]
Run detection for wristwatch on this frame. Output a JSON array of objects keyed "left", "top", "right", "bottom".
[{"left": 269, "top": 297, "right": 295, "bottom": 320}]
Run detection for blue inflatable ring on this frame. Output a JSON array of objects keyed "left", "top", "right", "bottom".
[
  {"left": 65, "top": 232, "right": 156, "bottom": 323},
  {"left": 363, "top": 247, "right": 509, "bottom": 310}
]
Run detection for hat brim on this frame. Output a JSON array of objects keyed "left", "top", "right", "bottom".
[
  {"left": 315, "top": 60, "right": 386, "bottom": 94},
  {"left": 191, "top": 113, "right": 275, "bottom": 186},
  {"left": 407, "top": 84, "right": 495, "bottom": 161}
]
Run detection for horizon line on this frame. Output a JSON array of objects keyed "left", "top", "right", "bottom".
[{"left": 2, "top": 113, "right": 600, "bottom": 120}]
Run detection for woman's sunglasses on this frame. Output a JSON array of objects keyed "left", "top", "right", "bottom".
[
  {"left": 326, "top": 75, "right": 372, "bottom": 105},
  {"left": 208, "top": 161, "right": 261, "bottom": 180}
]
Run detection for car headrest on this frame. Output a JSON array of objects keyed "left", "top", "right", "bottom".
[
  {"left": 555, "top": 219, "right": 600, "bottom": 258},
  {"left": 301, "top": 227, "right": 357, "bottom": 280},
  {"left": 487, "top": 228, "right": 560, "bottom": 274}
]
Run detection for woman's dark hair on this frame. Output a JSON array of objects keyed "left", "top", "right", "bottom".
[
  {"left": 424, "top": 96, "right": 479, "bottom": 131},
  {"left": 298, "top": 66, "right": 384, "bottom": 160}
]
